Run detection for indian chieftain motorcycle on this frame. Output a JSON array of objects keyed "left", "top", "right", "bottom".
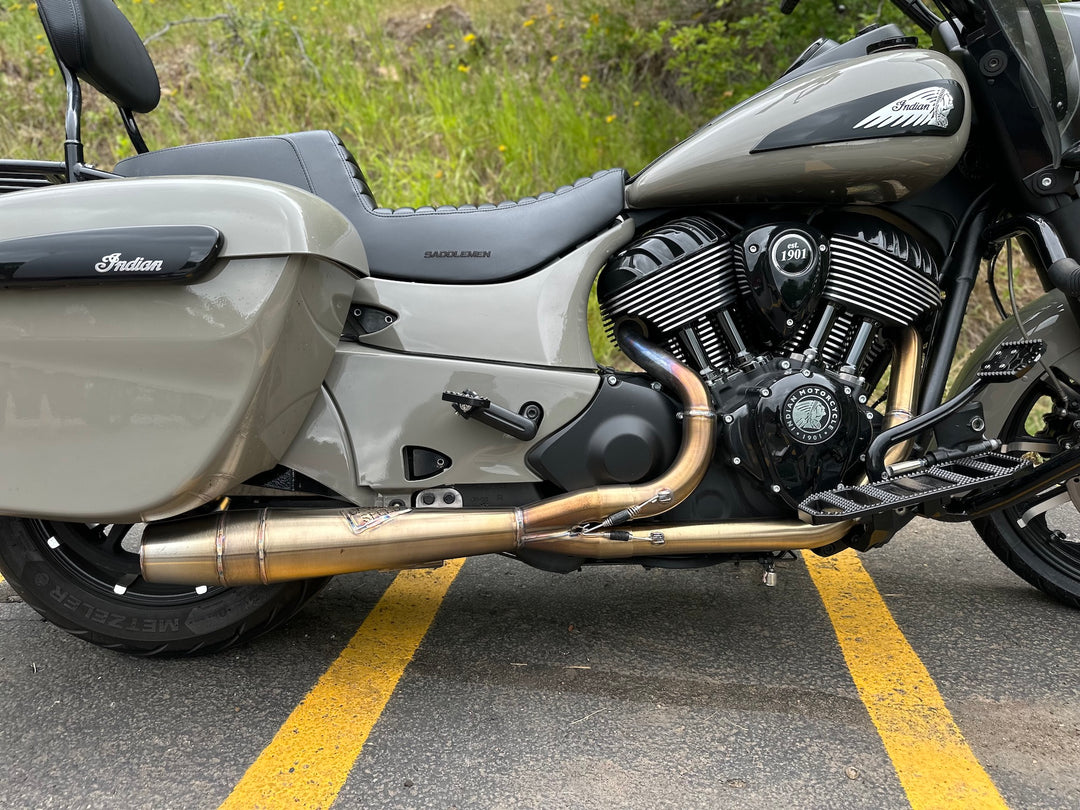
[{"left": 3, "top": 0, "right": 1080, "bottom": 656}]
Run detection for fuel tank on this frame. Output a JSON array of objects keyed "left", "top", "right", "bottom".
[{"left": 627, "top": 49, "right": 970, "bottom": 207}]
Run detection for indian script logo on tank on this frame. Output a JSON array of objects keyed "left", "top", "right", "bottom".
[
  {"left": 853, "top": 86, "right": 954, "bottom": 131},
  {"left": 94, "top": 253, "right": 165, "bottom": 274}
]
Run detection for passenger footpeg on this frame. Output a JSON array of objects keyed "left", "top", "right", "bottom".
[
  {"left": 798, "top": 451, "right": 1032, "bottom": 524},
  {"left": 443, "top": 389, "right": 543, "bottom": 441}
]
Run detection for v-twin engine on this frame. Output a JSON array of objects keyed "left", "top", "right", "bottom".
[{"left": 598, "top": 214, "right": 940, "bottom": 506}]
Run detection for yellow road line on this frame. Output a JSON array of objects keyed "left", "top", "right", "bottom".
[
  {"left": 803, "top": 549, "right": 1007, "bottom": 810},
  {"left": 219, "top": 560, "right": 464, "bottom": 810}
]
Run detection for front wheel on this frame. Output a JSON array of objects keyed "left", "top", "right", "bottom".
[
  {"left": 973, "top": 372, "right": 1080, "bottom": 608},
  {"left": 0, "top": 517, "right": 329, "bottom": 656}
]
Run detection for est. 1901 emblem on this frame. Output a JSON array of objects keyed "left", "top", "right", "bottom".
[
  {"left": 782, "top": 385, "right": 842, "bottom": 445},
  {"left": 853, "top": 86, "right": 955, "bottom": 131}
]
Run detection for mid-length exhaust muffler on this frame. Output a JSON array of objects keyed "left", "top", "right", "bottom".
[{"left": 141, "top": 326, "right": 920, "bottom": 586}]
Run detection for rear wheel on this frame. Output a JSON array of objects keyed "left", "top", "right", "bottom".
[
  {"left": 0, "top": 517, "right": 329, "bottom": 656},
  {"left": 973, "top": 372, "right": 1080, "bottom": 607}
]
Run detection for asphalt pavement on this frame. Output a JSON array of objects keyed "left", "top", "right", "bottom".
[{"left": 1, "top": 519, "right": 1078, "bottom": 809}]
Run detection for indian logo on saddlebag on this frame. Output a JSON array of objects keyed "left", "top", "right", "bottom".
[
  {"left": 853, "top": 86, "right": 955, "bottom": 131},
  {"left": 94, "top": 253, "right": 165, "bottom": 274}
]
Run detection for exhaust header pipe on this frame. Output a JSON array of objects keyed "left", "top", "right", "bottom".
[{"left": 140, "top": 326, "right": 919, "bottom": 586}]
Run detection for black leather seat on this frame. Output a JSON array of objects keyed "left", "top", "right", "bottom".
[{"left": 115, "top": 130, "right": 628, "bottom": 283}]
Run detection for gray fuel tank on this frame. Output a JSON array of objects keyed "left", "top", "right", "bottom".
[{"left": 627, "top": 49, "right": 970, "bottom": 207}]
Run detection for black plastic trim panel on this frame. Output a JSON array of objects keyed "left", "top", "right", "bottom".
[{"left": 0, "top": 225, "right": 223, "bottom": 287}]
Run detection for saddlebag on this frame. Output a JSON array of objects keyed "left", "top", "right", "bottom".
[{"left": 0, "top": 176, "right": 363, "bottom": 522}]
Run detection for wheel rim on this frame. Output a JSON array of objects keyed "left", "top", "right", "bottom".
[
  {"left": 999, "top": 374, "right": 1080, "bottom": 579},
  {"left": 29, "top": 519, "right": 225, "bottom": 606}
]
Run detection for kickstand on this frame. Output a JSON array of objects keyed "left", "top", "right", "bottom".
[{"left": 760, "top": 557, "right": 777, "bottom": 587}]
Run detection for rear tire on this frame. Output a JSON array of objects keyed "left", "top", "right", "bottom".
[
  {"left": 973, "top": 372, "right": 1080, "bottom": 608},
  {"left": 0, "top": 517, "right": 329, "bottom": 656}
]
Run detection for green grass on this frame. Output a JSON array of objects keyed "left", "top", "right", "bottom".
[{"left": 0, "top": 1, "right": 693, "bottom": 198}]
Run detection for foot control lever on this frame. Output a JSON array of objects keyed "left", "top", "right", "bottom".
[{"left": 443, "top": 390, "right": 543, "bottom": 441}]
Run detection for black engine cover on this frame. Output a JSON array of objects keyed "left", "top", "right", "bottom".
[
  {"left": 526, "top": 374, "right": 681, "bottom": 492},
  {"left": 718, "top": 360, "right": 875, "bottom": 507}
]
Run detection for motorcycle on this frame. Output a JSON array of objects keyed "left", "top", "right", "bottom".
[{"left": 2, "top": 0, "right": 1080, "bottom": 657}]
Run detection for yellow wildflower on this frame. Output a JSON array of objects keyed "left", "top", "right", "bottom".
[
  {"left": 463, "top": 32, "right": 477, "bottom": 44},
  {"left": 523, "top": 18, "right": 535, "bottom": 28},
  {"left": 35, "top": 44, "right": 46, "bottom": 55},
  {"left": 458, "top": 63, "right": 470, "bottom": 73},
  {"left": 434, "top": 170, "right": 444, "bottom": 179},
  {"left": 498, "top": 144, "right": 507, "bottom": 152},
  {"left": 605, "top": 114, "right": 617, "bottom": 124},
  {"left": 589, "top": 12, "right": 600, "bottom": 25},
  {"left": 550, "top": 55, "right": 558, "bottom": 63},
  {"left": 633, "top": 100, "right": 641, "bottom": 107},
  {"left": 579, "top": 74, "right": 591, "bottom": 90},
  {"left": 277, "top": 0, "right": 284, "bottom": 10}
]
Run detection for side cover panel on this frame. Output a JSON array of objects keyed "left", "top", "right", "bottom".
[
  {"left": 352, "top": 220, "right": 635, "bottom": 368},
  {"left": 325, "top": 345, "right": 600, "bottom": 491},
  {"left": 0, "top": 177, "right": 359, "bottom": 522}
]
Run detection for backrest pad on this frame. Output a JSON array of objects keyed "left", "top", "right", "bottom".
[{"left": 37, "top": 0, "right": 160, "bottom": 113}]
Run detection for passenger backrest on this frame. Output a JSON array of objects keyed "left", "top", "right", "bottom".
[{"left": 37, "top": 0, "right": 160, "bottom": 113}]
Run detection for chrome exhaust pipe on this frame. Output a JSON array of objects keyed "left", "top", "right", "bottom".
[{"left": 140, "top": 326, "right": 920, "bottom": 586}]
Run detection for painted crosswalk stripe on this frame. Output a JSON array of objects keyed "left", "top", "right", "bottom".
[
  {"left": 803, "top": 549, "right": 1007, "bottom": 809},
  {"left": 219, "top": 559, "right": 464, "bottom": 810}
]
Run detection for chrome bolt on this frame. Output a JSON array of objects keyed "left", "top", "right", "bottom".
[
  {"left": 607, "top": 375, "right": 618, "bottom": 386},
  {"left": 748, "top": 244, "right": 759, "bottom": 254},
  {"left": 723, "top": 414, "right": 734, "bottom": 424},
  {"left": 732, "top": 457, "right": 742, "bottom": 466},
  {"left": 771, "top": 484, "right": 782, "bottom": 493},
  {"left": 780, "top": 361, "right": 791, "bottom": 370},
  {"left": 651, "top": 382, "right": 662, "bottom": 391},
  {"left": 1040, "top": 175, "right": 1054, "bottom": 189},
  {"left": 760, "top": 388, "right": 771, "bottom": 398},
  {"left": 802, "top": 369, "right": 812, "bottom": 378},
  {"left": 858, "top": 395, "right": 867, "bottom": 404},
  {"left": 844, "top": 387, "right": 852, "bottom": 396},
  {"left": 970, "top": 416, "right": 986, "bottom": 432},
  {"left": 785, "top": 319, "right": 794, "bottom": 327},
  {"left": 866, "top": 411, "right": 874, "bottom": 420}
]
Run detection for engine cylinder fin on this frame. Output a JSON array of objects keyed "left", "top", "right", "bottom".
[
  {"left": 602, "top": 242, "right": 736, "bottom": 336},
  {"left": 820, "top": 310, "right": 858, "bottom": 368},
  {"left": 733, "top": 243, "right": 752, "bottom": 298},
  {"left": 693, "top": 315, "right": 735, "bottom": 372},
  {"left": 824, "top": 236, "right": 940, "bottom": 327}
]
